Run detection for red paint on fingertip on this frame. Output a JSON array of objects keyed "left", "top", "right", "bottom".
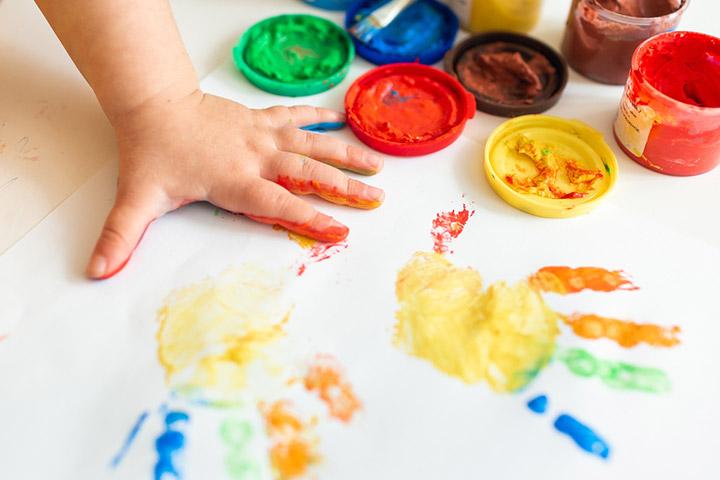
[
  {"left": 276, "top": 176, "right": 383, "bottom": 210},
  {"left": 247, "top": 214, "right": 349, "bottom": 243}
]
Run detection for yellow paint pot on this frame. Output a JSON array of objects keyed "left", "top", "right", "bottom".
[{"left": 484, "top": 115, "right": 617, "bottom": 218}]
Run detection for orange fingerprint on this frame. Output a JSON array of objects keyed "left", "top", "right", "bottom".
[
  {"left": 304, "top": 355, "right": 362, "bottom": 422},
  {"left": 277, "top": 176, "right": 382, "bottom": 210},
  {"left": 261, "top": 400, "right": 319, "bottom": 479},
  {"left": 562, "top": 313, "right": 681, "bottom": 348},
  {"left": 529, "top": 266, "right": 638, "bottom": 294}
]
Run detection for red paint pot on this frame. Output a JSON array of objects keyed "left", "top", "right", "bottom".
[
  {"left": 345, "top": 63, "right": 476, "bottom": 156},
  {"left": 614, "top": 31, "right": 720, "bottom": 176}
]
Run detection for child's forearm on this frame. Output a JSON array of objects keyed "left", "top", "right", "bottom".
[{"left": 35, "top": 0, "right": 199, "bottom": 126}]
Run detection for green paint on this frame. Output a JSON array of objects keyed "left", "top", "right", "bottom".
[
  {"left": 542, "top": 148, "right": 551, "bottom": 156},
  {"left": 220, "top": 419, "right": 260, "bottom": 480},
  {"left": 604, "top": 163, "right": 611, "bottom": 174},
  {"left": 244, "top": 15, "right": 350, "bottom": 84},
  {"left": 557, "top": 348, "right": 671, "bottom": 393},
  {"left": 213, "top": 208, "right": 221, "bottom": 217}
]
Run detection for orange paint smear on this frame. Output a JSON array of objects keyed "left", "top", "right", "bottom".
[
  {"left": 247, "top": 215, "right": 349, "bottom": 244},
  {"left": 562, "top": 313, "right": 681, "bottom": 348},
  {"left": 277, "top": 176, "right": 382, "bottom": 210},
  {"left": 529, "top": 266, "right": 638, "bottom": 294},
  {"left": 261, "top": 400, "right": 320, "bottom": 480},
  {"left": 431, "top": 205, "right": 474, "bottom": 254},
  {"left": 304, "top": 355, "right": 362, "bottom": 423}
]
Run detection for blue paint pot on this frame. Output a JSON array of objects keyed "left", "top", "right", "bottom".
[
  {"left": 346, "top": 0, "right": 459, "bottom": 65},
  {"left": 302, "top": 0, "right": 355, "bottom": 10}
]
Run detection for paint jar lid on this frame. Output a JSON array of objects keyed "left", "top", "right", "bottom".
[
  {"left": 345, "top": 63, "right": 475, "bottom": 156},
  {"left": 302, "top": 0, "right": 355, "bottom": 11},
  {"left": 233, "top": 14, "right": 355, "bottom": 97},
  {"left": 484, "top": 115, "right": 617, "bottom": 218},
  {"left": 345, "top": 0, "right": 459, "bottom": 65},
  {"left": 445, "top": 32, "right": 568, "bottom": 117}
]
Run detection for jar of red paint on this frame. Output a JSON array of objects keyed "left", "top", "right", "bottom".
[{"left": 614, "top": 31, "right": 720, "bottom": 176}]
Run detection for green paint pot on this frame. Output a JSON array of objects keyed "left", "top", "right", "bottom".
[{"left": 233, "top": 14, "right": 355, "bottom": 97}]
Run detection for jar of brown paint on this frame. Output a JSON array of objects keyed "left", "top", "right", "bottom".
[{"left": 561, "top": 0, "right": 689, "bottom": 85}]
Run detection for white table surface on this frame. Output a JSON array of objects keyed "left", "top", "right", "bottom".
[{"left": 0, "top": 0, "right": 718, "bottom": 252}]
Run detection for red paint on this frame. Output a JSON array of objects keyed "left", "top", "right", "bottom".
[
  {"left": 346, "top": 64, "right": 475, "bottom": 156},
  {"left": 276, "top": 176, "right": 382, "bottom": 210},
  {"left": 96, "top": 220, "right": 154, "bottom": 280},
  {"left": 431, "top": 205, "right": 475, "bottom": 254},
  {"left": 247, "top": 215, "right": 349, "bottom": 244},
  {"left": 297, "top": 241, "right": 348, "bottom": 276},
  {"left": 615, "top": 31, "right": 720, "bottom": 176}
]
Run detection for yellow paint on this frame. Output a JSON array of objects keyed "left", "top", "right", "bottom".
[
  {"left": 452, "top": 0, "right": 542, "bottom": 33},
  {"left": 156, "top": 266, "right": 292, "bottom": 394},
  {"left": 274, "top": 225, "right": 318, "bottom": 249},
  {"left": 395, "top": 252, "right": 559, "bottom": 392},
  {"left": 485, "top": 115, "right": 617, "bottom": 219}
]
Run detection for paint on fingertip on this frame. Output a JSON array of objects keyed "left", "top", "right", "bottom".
[
  {"left": 553, "top": 413, "right": 611, "bottom": 460},
  {"left": 301, "top": 121, "right": 346, "bottom": 133},
  {"left": 527, "top": 395, "right": 548, "bottom": 414}
]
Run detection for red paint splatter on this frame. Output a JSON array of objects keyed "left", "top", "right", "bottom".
[
  {"left": 297, "top": 242, "right": 348, "bottom": 276},
  {"left": 431, "top": 205, "right": 475, "bottom": 254}
]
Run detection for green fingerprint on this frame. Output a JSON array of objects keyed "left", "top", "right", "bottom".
[
  {"left": 220, "top": 419, "right": 260, "bottom": 480},
  {"left": 557, "top": 348, "right": 671, "bottom": 393}
]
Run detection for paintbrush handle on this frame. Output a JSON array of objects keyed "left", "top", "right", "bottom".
[{"left": 373, "top": 0, "right": 415, "bottom": 27}]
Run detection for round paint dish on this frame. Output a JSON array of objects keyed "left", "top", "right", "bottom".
[
  {"left": 484, "top": 115, "right": 617, "bottom": 218},
  {"left": 345, "top": 63, "right": 475, "bottom": 156},
  {"left": 345, "top": 0, "right": 459, "bottom": 65},
  {"left": 302, "top": 0, "right": 354, "bottom": 10},
  {"left": 233, "top": 14, "right": 354, "bottom": 97},
  {"left": 444, "top": 32, "right": 568, "bottom": 118}
]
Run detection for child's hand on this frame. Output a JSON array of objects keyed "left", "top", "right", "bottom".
[{"left": 86, "top": 91, "right": 384, "bottom": 279}]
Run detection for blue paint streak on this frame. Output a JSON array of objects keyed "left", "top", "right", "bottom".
[
  {"left": 300, "top": 121, "right": 346, "bottom": 133},
  {"left": 527, "top": 395, "right": 548, "bottom": 414},
  {"left": 110, "top": 411, "right": 149, "bottom": 468},
  {"left": 554, "top": 413, "right": 611, "bottom": 460},
  {"left": 358, "top": 0, "right": 453, "bottom": 56},
  {"left": 154, "top": 410, "right": 190, "bottom": 480}
]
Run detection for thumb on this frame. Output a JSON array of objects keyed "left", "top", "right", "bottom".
[{"left": 86, "top": 189, "right": 162, "bottom": 280}]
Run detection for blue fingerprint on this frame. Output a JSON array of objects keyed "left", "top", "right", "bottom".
[
  {"left": 526, "top": 395, "right": 548, "bottom": 414},
  {"left": 110, "top": 411, "right": 149, "bottom": 468},
  {"left": 554, "top": 413, "right": 611, "bottom": 460},
  {"left": 300, "top": 121, "right": 346, "bottom": 133},
  {"left": 154, "top": 410, "right": 190, "bottom": 480}
]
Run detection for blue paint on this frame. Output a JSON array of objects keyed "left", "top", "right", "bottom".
[
  {"left": 527, "top": 395, "right": 548, "bottom": 414},
  {"left": 300, "top": 121, "right": 346, "bottom": 133},
  {"left": 110, "top": 411, "right": 149, "bottom": 468},
  {"left": 346, "top": 0, "right": 458, "bottom": 65},
  {"left": 554, "top": 413, "right": 611, "bottom": 460},
  {"left": 154, "top": 410, "right": 190, "bottom": 480}
]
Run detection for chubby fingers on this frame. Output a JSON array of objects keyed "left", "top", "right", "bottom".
[
  {"left": 263, "top": 105, "right": 344, "bottom": 129},
  {"left": 210, "top": 178, "right": 349, "bottom": 244},
  {"left": 86, "top": 188, "right": 164, "bottom": 280},
  {"left": 276, "top": 127, "right": 383, "bottom": 175},
  {"left": 264, "top": 152, "right": 384, "bottom": 210}
]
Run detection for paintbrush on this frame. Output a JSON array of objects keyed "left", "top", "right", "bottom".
[{"left": 350, "top": 0, "right": 415, "bottom": 44}]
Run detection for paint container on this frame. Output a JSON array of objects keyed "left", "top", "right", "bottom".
[
  {"left": 485, "top": 115, "right": 617, "bottom": 218},
  {"left": 614, "top": 31, "right": 720, "bottom": 176},
  {"left": 233, "top": 15, "right": 354, "bottom": 97},
  {"left": 444, "top": 32, "right": 568, "bottom": 118},
  {"left": 561, "top": 0, "right": 689, "bottom": 85},
  {"left": 345, "top": 63, "right": 475, "bottom": 156},
  {"left": 442, "top": 0, "right": 543, "bottom": 34},
  {"left": 345, "top": 0, "right": 459, "bottom": 65},
  {"left": 302, "top": 0, "right": 354, "bottom": 10}
]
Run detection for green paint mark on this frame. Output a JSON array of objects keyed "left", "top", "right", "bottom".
[
  {"left": 220, "top": 419, "right": 261, "bottom": 480},
  {"left": 557, "top": 348, "right": 671, "bottom": 393},
  {"left": 213, "top": 208, "right": 221, "bottom": 217},
  {"left": 542, "top": 148, "right": 551, "bottom": 156},
  {"left": 244, "top": 16, "right": 350, "bottom": 83},
  {"left": 604, "top": 163, "right": 611, "bottom": 174}
]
